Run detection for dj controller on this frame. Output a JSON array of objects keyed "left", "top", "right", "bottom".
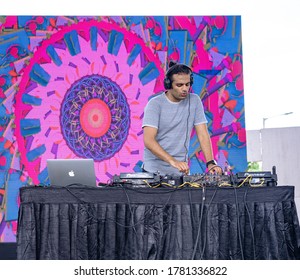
[{"left": 112, "top": 168, "right": 278, "bottom": 188}]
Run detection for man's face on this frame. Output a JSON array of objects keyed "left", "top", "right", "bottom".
[{"left": 167, "top": 73, "right": 191, "bottom": 102}]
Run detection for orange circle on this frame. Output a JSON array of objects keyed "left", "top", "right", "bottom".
[{"left": 80, "top": 99, "right": 111, "bottom": 138}]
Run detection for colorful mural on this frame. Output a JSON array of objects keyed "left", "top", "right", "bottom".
[{"left": 0, "top": 16, "right": 246, "bottom": 242}]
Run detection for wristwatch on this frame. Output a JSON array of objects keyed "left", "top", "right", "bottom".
[{"left": 206, "top": 160, "right": 217, "bottom": 168}]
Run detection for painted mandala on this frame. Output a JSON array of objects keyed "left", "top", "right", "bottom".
[
  {"left": 14, "top": 19, "right": 163, "bottom": 184},
  {"left": 60, "top": 74, "right": 130, "bottom": 161}
]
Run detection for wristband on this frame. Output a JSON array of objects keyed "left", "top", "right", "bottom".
[{"left": 206, "top": 160, "right": 217, "bottom": 168}]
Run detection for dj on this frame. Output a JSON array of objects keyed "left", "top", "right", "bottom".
[{"left": 142, "top": 61, "right": 222, "bottom": 176}]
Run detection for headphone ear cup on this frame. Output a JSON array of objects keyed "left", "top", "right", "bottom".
[
  {"left": 190, "top": 73, "right": 194, "bottom": 86},
  {"left": 164, "top": 77, "right": 172, "bottom": 89}
]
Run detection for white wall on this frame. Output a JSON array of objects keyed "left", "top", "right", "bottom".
[
  {"left": 246, "top": 130, "right": 262, "bottom": 162},
  {"left": 247, "top": 127, "right": 300, "bottom": 219}
]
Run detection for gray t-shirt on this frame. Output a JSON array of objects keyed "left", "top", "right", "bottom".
[{"left": 142, "top": 92, "right": 207, "bottom": 175}]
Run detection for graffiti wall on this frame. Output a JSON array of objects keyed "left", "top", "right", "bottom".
[{"left": 0, "top": 16, "right": 246, "bottom": 242}]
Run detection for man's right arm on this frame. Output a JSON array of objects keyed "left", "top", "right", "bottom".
[{"left": 143, "top": 126, "right": 189, "bottom": 174}]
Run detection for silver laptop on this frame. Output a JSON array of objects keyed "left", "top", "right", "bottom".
[{"left": 47, "top": 158, "right": 97, "bottom": 187}]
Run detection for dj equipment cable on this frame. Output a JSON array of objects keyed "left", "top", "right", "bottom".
[
  {"left": 62, "top": 183, "right": 171, "bottom": 262},
  {"left": 243, "top": 187, "right": 256, "bottom": 259},
  {"left": 120, "top": 183, "right": 185, "bottom": 259},
  {"left": 200, "top": 187, "right": 218, "bottom": 260},
  {"left": 111, "top": 183, "right": 167, "bottom": 228},
  {"left": 183, "top": 94, "right": 191, "bottom": 163},
  {"left": 62, "top": 184, "right": 152, "bottom": 229},
  {"left": 120, "top": 184, "right": 144, "bottom": 259},
  {"left": 191, "top": 186, "right": 206, "bottom": 260},
  {"left": 233, "top": 184, "right": 245, "bottom": 260},
  {"left": 188, "top": 188, "right": 197, "bottom": 226}
]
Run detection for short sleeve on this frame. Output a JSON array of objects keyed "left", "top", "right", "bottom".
[
  {"left": 193, "top": 95, "right": 208, "bottom": 125},
  {"left": 142, "top": 98, "right": 160, "bottom": 129}
]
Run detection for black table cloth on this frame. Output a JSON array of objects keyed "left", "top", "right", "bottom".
[{"left": 17, "top": 185, "right": 300, "bottom": 260}]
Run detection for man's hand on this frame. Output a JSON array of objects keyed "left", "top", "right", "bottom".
[
  {"left": 169, "top": 159, "right": 189, "bottom": 175},
  {"left": 207, "top": 164, "right": 223, "bottom": 175}
]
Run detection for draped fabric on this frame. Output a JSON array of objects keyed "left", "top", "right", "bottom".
[{"left": 17, "top": 185, "right": 300, "bottom": 260}]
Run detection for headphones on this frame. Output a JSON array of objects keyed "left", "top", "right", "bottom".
[{"left": 163, "top": 63, "right": 194, "bottom": 90}]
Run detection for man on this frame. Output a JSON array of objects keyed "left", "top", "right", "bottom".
[{"left": 142, "top": 61, "right": 221, "bottom": 175}]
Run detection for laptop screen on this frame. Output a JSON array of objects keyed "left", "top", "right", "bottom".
[{"left": 47, "top": 158, "right": 97, "bottom": 187}]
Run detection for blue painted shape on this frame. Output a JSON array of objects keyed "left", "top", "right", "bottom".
[
  {"left": 46, "top": 45, "right": 62, "bottom": 66},
  {"left": 5, "top": 172, "right": 26, "bottom": 221},
  {"left": 0, "top": 105, "right": 8, "bottom": 119},
  {"left": 210, "top": 16, "right": 242, "bottom": 54},
  {"left": 185, "top": 40, "right": 194, "bottom": 66},
  {"left": 226, "top": 146, "right": 247, "bottom": 173},
  {"left": 90, "top": 26, "right": 98, "bottom": 51},
  {"left": 226, "top": 83, "right": 244, "bottom": 113},
  {"left": 138, "top": 62, "right": 160, "bottom": 85},
  {"left": 38, "top": 167, "right": 50, "bottom": 186},
  {"left": 153, "top": 16, "right": 168, "bottom": 47},
  {"left": 168, "top": 30, "right": 189, "bottom": 64},
  {"left": 197, "top": 69, "right": 221, "bottom": 78},
  {"left": 127, "top": 44, "right": 142, "bottom": 66},
  {"left": 0, "top": 29, "right": 29, "bottom": 50},
  {"left": 0, "top": 146, "right": 12, "bottom": 171},
  {"left": 133, "top": 160, "right": 143, "bottom": 172},
  {"left": 29, "top": 63, "right": 51, "bottom": 86},
  {"left": 0, "top": 29, "right": 30, "bottom": 67},
  {"left": 107, "top": 30, "right": 124, "bottom": 56},
  {"left": 190, "top": 73, "right": 207, "bottom": 95},
  {"left": 26, "top": 144, "right": 46, "bottom": 162},
  {"left": 0, "top": 171, "right": 7, "bottom": 187},
  {"left": 189, "top": 156, "right": 205, "bottom": 174},
  {"left": 22, "top": 93, "right": 42, "bottom": 106},
  {"left": 64, "top": 30, "right": 81, "bottom": 56},
  {"left": 17, "top": 16, "right": 53, "bottom": 35},
  {"left": 123, "top": 16, "right": 146, "bottom": 26},
  {"left": 20, "top": 119, "right": 41, "bottom": 136}
]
